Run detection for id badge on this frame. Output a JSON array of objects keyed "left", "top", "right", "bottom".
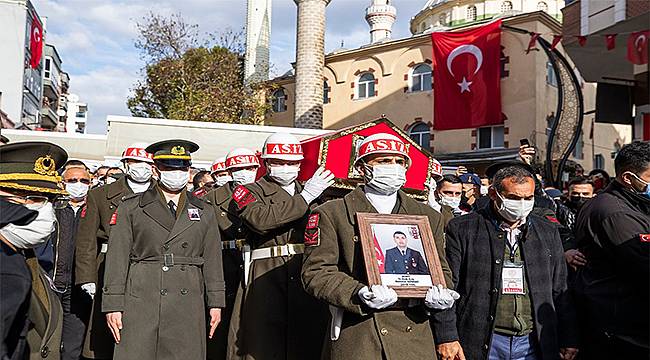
[{"left": 501, "top": 261, "right": 525, "bottom": 295}]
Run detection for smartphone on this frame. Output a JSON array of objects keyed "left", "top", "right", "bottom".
[{"left": 520, "top": 138, "right": 530, "bottom": 147}]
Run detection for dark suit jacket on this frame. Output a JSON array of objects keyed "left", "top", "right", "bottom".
[{"left": 384, "top": 247, "right": 429, "bottom": 275}]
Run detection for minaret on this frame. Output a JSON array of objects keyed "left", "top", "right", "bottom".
[
  {"left": 244, "top": 0, "right": 272, "bottom": 84},
  {"left": 293, "top": 0, "right": 331, "bottom": 129},
  {"left": 365, "top": 0, "right": 397, "bottom": 44}
]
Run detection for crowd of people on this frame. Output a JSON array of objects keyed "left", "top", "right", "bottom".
[{"left": 0, "top": 132, "right": 648, "bottom": 360}]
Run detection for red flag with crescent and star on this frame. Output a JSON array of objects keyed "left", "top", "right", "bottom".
[
  {"left": 29, "top": 14, "right": 43, "bottom": 69},
  {"left": 431, "top": 20, "right": 502, "bottom": 130},
  {"left": 627, "top": 30, "right": 649, "bottom": 65},
  {"left": 373, "top": 233, "right": 385, "bottom": 273}
]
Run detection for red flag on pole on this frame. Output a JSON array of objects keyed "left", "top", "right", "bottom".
[
  {"left": 431, "top": 20, "right": 502, "bottom": 131},
  {"left": 525, "top": 32, "right": 540, "bottom": 54},
  {"left": 29, "top": 14, "right": 43, "bottom": 69},
  {"left": 373, "top": 233, "right": 385, "bottom": 273},
  {"left": 551, "top": 35, "right": 562, "bottom": 50},
  {"left": 577, "top": 36, "right": 587, "bottom": 47},
  {"left": 605, "top": 34, "right": 617, "bottom": 51},
  {"left": 627, "top": 30, "right": 649, "bottom": 65}
]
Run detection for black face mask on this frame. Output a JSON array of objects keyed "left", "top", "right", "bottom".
[{"left": 568, "top": 195, "right": 588, "bottom": 209}]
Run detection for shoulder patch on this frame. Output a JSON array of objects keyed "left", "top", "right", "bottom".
[
  {"left": 545, "top": 215, "right": 560, "bottom": 224},
  {"left": 640, "top": 234, "right": 650, "bottom": 243},
  {"left": 110, "top": 210, "right": 118, "bottom": 225},
  {"left": 80, "top": 205, "right": 87, "bottom": 218},
  {"left": 306, "top": 213, "right": 319, "bottom": 229},
  {"left": 232, "top": 185, "right": 256, "bottom": 209},
  {"left": 304, "top": 213, "right": 321, "bottom": 247}
]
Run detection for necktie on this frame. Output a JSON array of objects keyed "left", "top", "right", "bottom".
[{"left": 168, "top": 200, "right": 177, "bottom": 218}]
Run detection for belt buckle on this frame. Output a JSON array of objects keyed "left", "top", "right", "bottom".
[{"left": 164, "top": 253, "right": 174, "bottom": 267}]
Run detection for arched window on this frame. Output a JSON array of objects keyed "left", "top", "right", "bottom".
[
  {"left": 500, "top": 1, "right": 513, "bottom": 13},
  {"left": 411, "top": 63, "right": 432, "bottom": 92},
  {"left": 409, "top": 122, "right": 431, "bottom": 150},
  {"left": 357, "top": 73, "right": 375, "bottom": 99},
  {"left": 467, "top": 5, "right": 477, "bottom": 21},
  {"left": 323, "top": 81, "right": 330, "bottom": 104},
  {"left": 438, "top": 13, "right": 447, "bottom": 26},
  {"left": 537, "top": 1, "right": 548, "bottom": 12},
  {"left": 272, "top": 89, "right": 286, "bottom": 112}
]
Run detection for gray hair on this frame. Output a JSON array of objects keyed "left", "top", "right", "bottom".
[{"left": 492, "top": 166, "right": 534, "bottom": 192}]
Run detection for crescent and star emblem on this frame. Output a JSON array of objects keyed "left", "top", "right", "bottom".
[
  {"left": 446, "top": 44, "right": 484, "bottom": 93},
  {"left": 33, "top": 28, "right": 41, "bottom": 42},
  {"left": 635, "top": 34, "right": 647, "bottom": 51}
]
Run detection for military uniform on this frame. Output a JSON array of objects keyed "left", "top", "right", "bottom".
[
  {"left": 227, "top": 176, "right": 328, "bottom": 360},
  {"left": 75, "top": 176, "right": 142, "bottom": 358},
  {"left": 301, "top": 187, "right": 453, "bottom": 360},
  {"left": 102, "top": 185, "right": 225, "bottom": 359},
  {"left": 204, "top": 184, "right": 247, "bottom": 359}
]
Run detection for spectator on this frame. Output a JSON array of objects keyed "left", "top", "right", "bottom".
[
  {"left": 459, "top": 173, "right": 482, "bottom": 213},
  {"left": 191, "top": 170, "right": 214, "bottom": 198},
  {"left": 574, "top": 141, "right": 649, "bottom": 359},
  {"left": 63, "top": 159, "right": 89, "bottom": 172},
  {"left": 565, "top": 177, "right": 595, "bottom": 214},
  {"left": 56, "top": 166, "right": 92, "bottom": 359},
  {"left": 544, "top": 188, "right": 563, "bottom": 201},
  {"left": 105, "top": 167, "right": 124, "bottom": 185},
  {"left": 92, "top": 166, "right": 109, "bottom": 187},
  {"left": 439, "top": 164, "right": 578, "bottom": 360},
  {"left": 587, "top": 169, "right": 611, "bottom": 194},
  {"left": 436, "top": 174, "right": 464, "bottom": 222}
]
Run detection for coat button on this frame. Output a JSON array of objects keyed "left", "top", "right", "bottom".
[
  {"left": 352, "top": 236, "right": 359, "bottom": 242},
  {"left": 495, "top": 259, "right": 501, "bottom": 264},
  {"left": 109, "top": 205, "right": 114, "bottom": 209},
  {"left": 181, "top": 288, "right": 188, "bottom": 295},
  {"left": 238, "top": 228, "right": 243, "bottom": 233},
  {"left": 380, "top": 328, "right": 388, "bottom": 336},
  {"left": 489, "top": 315, "right": 494, "bottom": 321},
  {"left": 484, "top": 344, "right": 489, "bottom": 350},
  {"left": 163, "top": 244, "right": 170, "bottom": 250},
  {"left": 160, "top": 289, "right": 168, "bottom": 296},
  {"left": 181, "top": 242, "right": 189, "bottom": 248},
  {"left": 41, "top": 346, "right": 49, "bottom": 357},
  {"left": 121, "top": 196, "right": 126, "bottom": 200},
  {"left": 162, "top": 266, "right": 169, "bottom": 272},
  {"left": 221, "top": 212, "right": 226, "bottom": 217},
  {"left": 405, "top": 326, "right": 413, "bottom": 333},
  {"left": 491, "top": 288, "right": 498, "bottom": 294}
]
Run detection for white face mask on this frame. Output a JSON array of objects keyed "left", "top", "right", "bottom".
[
  {"left": 364, "top": 164, "right": 407, "bottom": 196},
  {"left": 231, "top": 169, "right": 258, "bottom": 186},
  {"left": 127, "top": 162, "right": 153, "bottom": 183},
  {"left": 159, "top": 170, "right": 190, "bottom": 191},
  {"left": 269, "top": 164, "right": 300, "bottom": 186},
  {"left": 65, "top": 182, "right": 89, "bottom": 200},
  {"left": 214, "top": 174, "right": 233, "bottom": 187},
  {"left": 0, "top": 202, "right": 56, "bottom": 249},
  {"left": 480, "top": 185, "right": 489, "bottom": 196},
  {"left": 495, "top": 191, "right": 535, "bottom": 223},
  {"left": 439, "top": 194, "right": 461, "bottom": 209}
]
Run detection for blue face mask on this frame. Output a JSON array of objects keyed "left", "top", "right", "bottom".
[{"left": 630, "top": 172, "right": 650, "bottom": 199}]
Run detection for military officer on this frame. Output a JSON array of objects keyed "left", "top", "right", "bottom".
[
  {"left": 205, "top": 147, "right": 259, "bottom": 360},
  {"left": 301, "top": 133, "right": 460, "bottom": 360},
  {"left": 211, "top": 156, "right": 233, "bottom": 187},
  {"left": 227, "top": 133, "right": 334, "bottom": 360},
  {"left": 102, "top": 139, "right": 225, "bottom": 360},
  {"left": 74, "top": 142, "right": 154, "bottom": 359},
  {"left": 0, "top": 141, "right": 66, "bottom": 359}
]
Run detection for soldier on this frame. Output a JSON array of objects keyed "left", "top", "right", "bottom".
[
  {"left": 301, "top": 133, "right": 460, "bottom": 360},
  {"left": 205, "top": 148, "right": 259, "bottom": 360},
  {"left": 0, "top": 141, "right": 67, "bottom": 359},
  {"left": 211, "top": 156, "right": 233, "bottom": 187},
  {"left": 74, "top": 142, "right": 154, "bottom": 359},
  {"left": 227, "top": 133, "right": 334, "bottom": 360},
  {"left": 102, "top": 139, "right": 225, "bottom": 360}
]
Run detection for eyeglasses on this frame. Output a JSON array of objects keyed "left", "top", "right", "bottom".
[{"left": 64, "top": 178, "right": 91, "bottom": 185}]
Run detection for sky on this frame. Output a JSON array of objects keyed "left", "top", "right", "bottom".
[{"left": 32, "top": 0, "right": 425, "bottom": 134}]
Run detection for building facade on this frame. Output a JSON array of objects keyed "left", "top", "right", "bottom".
[
  {"left": 266, "top": 7, "right": 631, "bottom": 175},
  {"left": 65, "top": 94, "right": 88, "bottom": 134}
]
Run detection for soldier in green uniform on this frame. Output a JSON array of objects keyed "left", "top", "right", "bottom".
[
  {"left": 227, "top": 133, "right": 334, "bottom": 360},
  {"left": 0, "top": 141, "right": 67, "bottom": 359},
  {"left": 102, "top": 139, "right": 225, "bottom": 360},
  {"left": 301, "top": 133, "right": 461, "bottom": 360},
  {"left": 74, "top": 142, "right": 154, "bottom": 359},
  {"left": 205, "top": 147, "right": 259, "bottom": 360}
]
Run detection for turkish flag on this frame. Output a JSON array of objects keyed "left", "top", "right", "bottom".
[
  {"left": 373, "top": 233, "right": 385, "bottom": 273},
  {"left": 29, "top": 15, "right": 43, "bottom": 69},
  {"left": 431, "top": 20, "right": 502, "bottom": 130},
  {"left": 627, "top": 31, "right": 649, "bottom": 65}
]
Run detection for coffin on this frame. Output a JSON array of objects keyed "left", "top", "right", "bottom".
[{"left": 297, "top": 118, "right": 437, "bottom": 199}]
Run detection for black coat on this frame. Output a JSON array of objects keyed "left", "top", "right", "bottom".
[{"left": 438, "top": 205, "right": 578, "bottom": 360}]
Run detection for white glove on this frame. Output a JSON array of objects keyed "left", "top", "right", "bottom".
[
  {"left": 301, "top": 167, "right": 335, "bottom": 204},
  {"left": 424, "top": 284, "right": 460, "bottom": 310},
  {"left": 425, "top": 179, "right": 441, "bottom": 212},
  {"left": 358, "top": 284, "right": 398, "bottom": 309},
  {"left": 81, "top": 282, "right": 96, "bottom": 299}
]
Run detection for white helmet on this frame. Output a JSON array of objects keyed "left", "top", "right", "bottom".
[
  {"left": 354, "top": 133, "right": 411, "bottom": 165},
  {"left": 226, "top": 148, "right": 260, "bottom": 170},
  {"left": 122, "top": 142, "right": 154, "bottom": 163},
  {"left": 261, "top": 133, "right": 304, "bottom": 161},
  {"left": 210, "top": 156, "right": 227, "bottom": 174}
]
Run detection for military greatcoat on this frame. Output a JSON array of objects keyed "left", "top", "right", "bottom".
[
  {"left": 227, "top": 176, "right": 328, "bottom": 360},
  {"left": 102, "top": 185, "right": 225, "bottom": 360},
  {"left": 301, "top": 187, "right": 454, "bottom": 360},
  {"left": 75, "top": 177, "right": 145, "bottom": 358}
]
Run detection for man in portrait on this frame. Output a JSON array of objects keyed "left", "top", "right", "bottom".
[{"left": 384, "top": 231, "right": 429, "bottom": 275}]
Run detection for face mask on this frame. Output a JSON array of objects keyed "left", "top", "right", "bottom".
[
  {"left": 232, "top": 169, "right": 257, "bottom": 186},
  {"left": 439, "top": 195, "right": 461, "bottom": 209},
  {"left": 269, "top": 165, "right": 300, "bottom": 186},
  {"left": 629, "top": 172, "right": 650, "bottom": 199},
  {"left": 480, "top": 185, "right": 489, "bottom": 196},
  {"left": 214, "top": 174, "right": 233, "bottom": 187},
  {"left": 127, "top": 162, "right": 153, "bottom": 183},
  {"left": 364, "top": 164, "right": 407, "bottom": 196},
  {"left": 495, "top": 191, "right": 534, "bottom": 223},
  {"left": 0, "top": 202, "right": 56, "bottom": 249},
  {"left": 159, "top": 170, "right": 189, "bottom": 192},
  {"left": 65, "top": 182, "right": 89, "bottom": 200},
  {"left": 568, "top": 195, "right": 588, "bottom": 209}
]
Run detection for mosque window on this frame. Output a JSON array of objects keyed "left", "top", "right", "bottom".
[
  {"left": 467, "top": 6, "right": 477, "bottom": 21},
  {"left": 500, "top": 1, "right": 513, "bottom": 13},
  {"left": 411, "top": 64, "right": 432, "bottom": 92},
  {"left": 357, "top": 73, "right": 376, "bottom": 99},
  {"left": 323, "top": 81, "right": 330, "bottom": 104},
  {"left": 272, "top": 89, "right": 287, "bottom": 112}
]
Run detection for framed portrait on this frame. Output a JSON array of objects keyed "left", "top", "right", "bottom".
[{"left": 357, "top": 213, "right": 445, "bottom": 298}]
